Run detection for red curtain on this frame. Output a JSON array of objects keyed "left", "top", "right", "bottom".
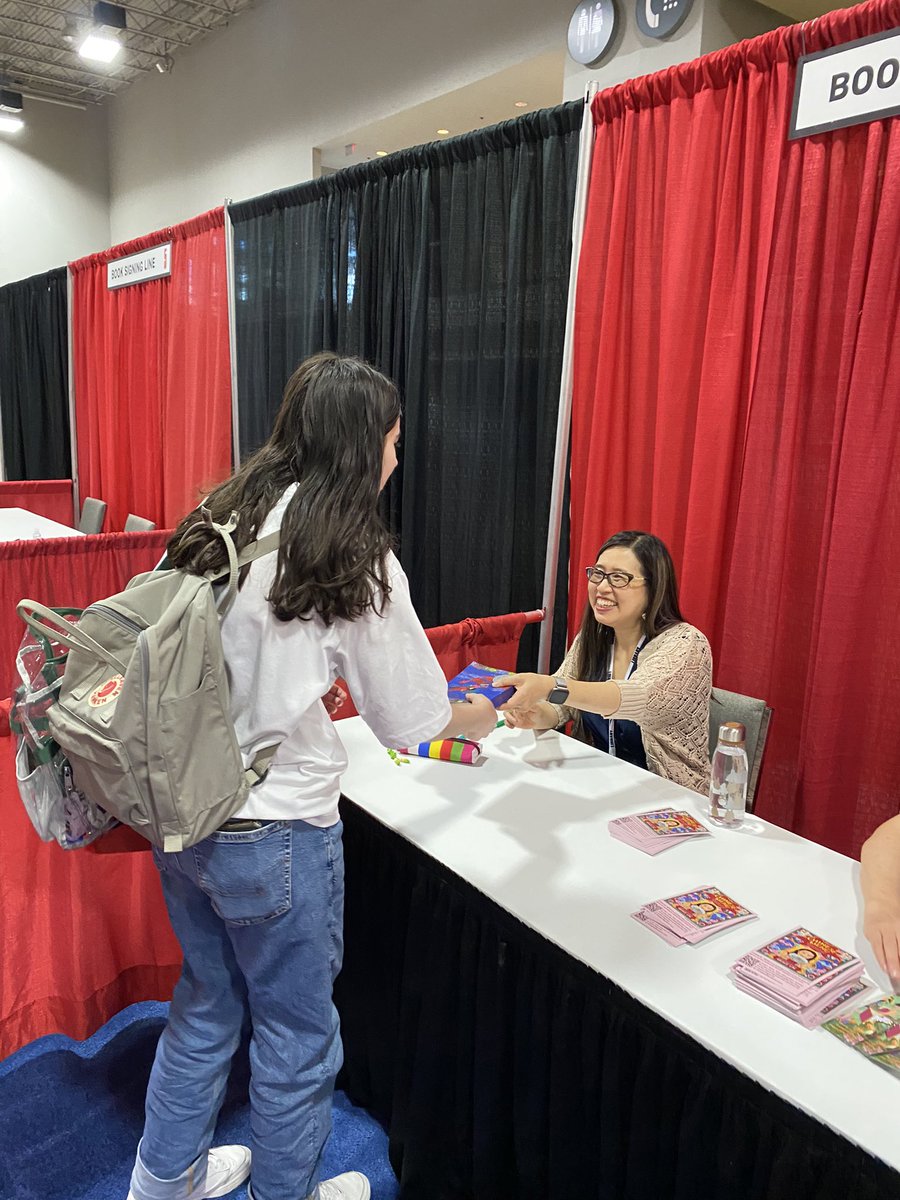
[
  {"left": 0, "top": 529, "right": 170, "bottom": 677},
  {"left": 0, "top": 738, "right": 181, "bottom": 1059},
  {"left": 570, "top": 0, "right": 900, "bottom": 855},
  {"left": 70, "top": 209, "right": 232, "bottom": 533},
  {"left": 0, "top": 480, "right": 73, "bottom": 525},
  {"left": 0, "top": 530, "right": 180, "bottom": 1059}
]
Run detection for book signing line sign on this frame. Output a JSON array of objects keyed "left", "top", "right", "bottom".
[{"left": 107, "top": 242, "right": 172, "bottom": 290}]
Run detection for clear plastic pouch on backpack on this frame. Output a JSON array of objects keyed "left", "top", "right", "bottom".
[{"left": 10, "top": 619, "right": 117, "bottom": 850}]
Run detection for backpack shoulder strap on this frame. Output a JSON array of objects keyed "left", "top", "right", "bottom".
[
  {"left": 236, "top": 530, "right": 281, "bottom": 568},
  {"left": 17, "top": 600, "right": 129, "bottom": 674}
]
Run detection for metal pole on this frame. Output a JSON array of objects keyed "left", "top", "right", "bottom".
[
  {"left": 66, "top": 264, "right": 80, "bottom": 523},
  {"left": 0, "top": 359, "right": 6, "bottom": 481},
  {"left": 224, "top": 200, "right": 241, "bottom": 469},
  {"left": 537, "top": 82, "right": 600, "bottom": 673}
]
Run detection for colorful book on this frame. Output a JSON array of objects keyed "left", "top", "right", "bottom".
[
  {"left": 730, "top": 927, "right": 869, "bottom": 1026},
  {"left": 822, "top": 994, "right": 900, "bottom": 1070},
  {"left": 609, "top": 808, "right": 711, "bottom": 855},
  {"left": 632, "top": 886, "right": 757, "bottom": 945},
  {"left": 447, "top": 661, "right": 515, "bottom": 708}
]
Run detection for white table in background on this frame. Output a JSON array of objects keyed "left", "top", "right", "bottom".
[
  {"left": 0, "top": 508, "right": 83, "bottom": 542},
  {"left": 335, "top": 716, "right": 899, "bottom": 1177}
]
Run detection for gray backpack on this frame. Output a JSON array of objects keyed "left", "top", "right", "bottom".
[{"left": 17, "top": 512, "right": 280, "bottom": 852}]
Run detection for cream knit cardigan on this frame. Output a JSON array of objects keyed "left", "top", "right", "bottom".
[{"left": 552, "top": 622, "right": 712, "bottom": 796}]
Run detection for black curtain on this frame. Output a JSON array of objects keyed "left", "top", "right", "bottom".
[
  {"left": 0, "top": 267, "right": 71, "bottom": 480},
  {"left": 229, "top": 104, "right": 581, "bottom": 653},
  {"left": 335, "top": 801, "right": 900, "bottom": 1200}
]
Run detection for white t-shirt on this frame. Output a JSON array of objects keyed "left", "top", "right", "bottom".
[{"left": 222, "top": 485, "right": 452, "bottom": 826}]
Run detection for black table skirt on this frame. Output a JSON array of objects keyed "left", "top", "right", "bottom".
[{"left": 334, "top": 799, "right": 900, "bottom": 1200}]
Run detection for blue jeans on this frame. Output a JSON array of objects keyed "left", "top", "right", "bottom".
[{"left": 129, "top": 819, "right": 345, "bottom": 1200}]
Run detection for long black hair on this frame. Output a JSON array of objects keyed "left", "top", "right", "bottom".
[
  {"left": 167, "top": 352, "right": 401, "bottom": 625},
  {"left": 575, "top": 531, "right": 685, "bottom": 681}
]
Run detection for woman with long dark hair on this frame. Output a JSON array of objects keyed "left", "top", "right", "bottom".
[
  {"left": 497, "top": 531, "right": 711, "bottom": 794},
  {"left": 127, "top": 354, "right": 497, "bottom": 1200}
]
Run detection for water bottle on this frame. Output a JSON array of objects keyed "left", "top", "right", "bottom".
[{"left": 708, "top": 722, "right": 749, "bottom": 827}]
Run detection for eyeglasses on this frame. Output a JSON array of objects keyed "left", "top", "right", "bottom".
[{"left": 584, "top": 566, "right": 646, "bottom": 589}]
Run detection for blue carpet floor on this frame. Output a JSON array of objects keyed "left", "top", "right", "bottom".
[{"left": 0, "top": 1003, "right": 399, "bottom": 1200}]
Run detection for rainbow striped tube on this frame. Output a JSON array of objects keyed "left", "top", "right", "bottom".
[{"left": 398, "top": 738, "right": 482, "bottom": 764}]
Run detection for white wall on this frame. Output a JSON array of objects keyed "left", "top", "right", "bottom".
[
  {"left": 0, "top": 101, "right": 109, "bottom": 287},
  {"left": 108, "top": 0, "right": 575, "bottom": 243}
]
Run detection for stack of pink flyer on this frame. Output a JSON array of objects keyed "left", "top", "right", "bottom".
[
  {"left": 609, "top": 808, "right": 711, "bottom": 855},
  {"left": 632, "top": 886, "right": 757, "bottom": 946},
  {"left": 731, "top": 928, "right": 870, "bottom": 1028}
]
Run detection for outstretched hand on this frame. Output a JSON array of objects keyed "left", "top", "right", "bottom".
[
  {"left": 504, "top": 704, "right": 551, "bottom": 730},
  {"left": 459, "top": 692, "right": 499, "bottom": 741},
  {"left": 495, "top": 672, "right": 552, "bottom": 712},
  {"left": 864, "top": 900, "right": 900, "bottom": 984}
]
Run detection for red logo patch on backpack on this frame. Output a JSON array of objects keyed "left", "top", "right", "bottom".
[{"left": 89, "top": 675, "right": 124, "bottom": 707}]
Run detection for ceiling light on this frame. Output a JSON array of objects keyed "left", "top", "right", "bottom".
[
  {"left": 376, "top": 150, "right": 388, "bottom": 157},
  {"left": 79, "top": 2, "right": 126, "bottom": 63},
  {"left": 436, "top": 128, "right": 450, "bottom": 136},
  {"left": 79, "top": 33, "right": 121, "bottom": 62},
  {"left": 155, "top": 53, "right": 174, "bottom": 74},
  {"left": 514, "top": 100, "right": 528, "bottom": 107},
  {"left": 0, "top": 89, "right": 23, "bottom": 113},
  {"left": 0, "top": 114, "right": 24, "bottom": 133}
]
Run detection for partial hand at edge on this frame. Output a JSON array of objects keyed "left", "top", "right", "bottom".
[
  {"left": 436, "top": 692, "right": 498, "bottom": 743},
  {"left": 503, "top": 701, "right": 558, "bottom": 731},
  {"left": 863, "top": 901, "right": 900, "bottom": 984}
]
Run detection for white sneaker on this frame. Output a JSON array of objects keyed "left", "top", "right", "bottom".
[
  {"left": 127, "top": 1144, "right": 252, "bottom": 1200},
  {"left": 315, "top": 1173, "right": 372, "bottom": 1200}
]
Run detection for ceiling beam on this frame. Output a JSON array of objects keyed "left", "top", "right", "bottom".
[
  {"left": 175, "top": 0, "right": 236, "bottom": 15},
  {"left": 4, "top": 64, "right": 109, "bottom": 99},
  {"left": 0, "top": 30, "right": 153, "bottom": 73},
  {"left": 14, "top": 2, "right": 193, "bottom": 47},
  {"left": 3, "top": 44, "right": 122, "bottom": 88},
  {"left": 97, "top": 2, "right": 217, "bottom": 35},
  {"left": 0, "top": 12, "right": 166, "bottom": 61}
]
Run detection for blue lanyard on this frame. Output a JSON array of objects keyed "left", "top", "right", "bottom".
[{"left": 607, "top": 635, "right": 646, "bottom": 758}]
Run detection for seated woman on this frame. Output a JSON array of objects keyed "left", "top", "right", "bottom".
[
  {"left": 498, "top": 531, "right": 712, "bottom": 794},
  {"left": 861, "top": 814, "right": 900, "bottom": 984}
]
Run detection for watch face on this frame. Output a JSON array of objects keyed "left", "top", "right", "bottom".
[
  {"left": 567, "top": 0, "right": 616, "bottom": 67},
  {"left": 635, "top": 0, "right": 694, "bottom": 38}
]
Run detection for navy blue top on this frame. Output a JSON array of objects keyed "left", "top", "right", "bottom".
[
  {"left": 581, "top": 639, "right": 649, "bottom": 773},
  {"left": 583, "top": 709, "right": 648, "bottom": 771}
]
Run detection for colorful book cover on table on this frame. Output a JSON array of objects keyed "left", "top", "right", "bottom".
[
  {"left": 638, "top": 810, "right": 708, "bottom": 837},
  {"left": 756, "top": 928, "right": 855, "bottom": 981},
  {"left": 663, "top": 887, "right": 752, "bottom": 927},
  {"left": 447, "top": 661, "right": 515, "bottom": 707},
  {"left": 823, "top": 995, "right": 900, "bottom": 1056}
]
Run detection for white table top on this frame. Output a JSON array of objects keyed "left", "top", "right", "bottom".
[
  {"left": 335, "top": 717, "right": 899, "bottom": 1174},
  {"left": 0, "top": 508, "right": 82, "bottom": 542}
]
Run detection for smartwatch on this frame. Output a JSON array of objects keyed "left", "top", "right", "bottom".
[{"left": 547, "top": 676, "right": 570, "bottom": 705}]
